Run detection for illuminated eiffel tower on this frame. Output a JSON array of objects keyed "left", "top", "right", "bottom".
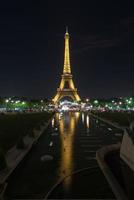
[{"left": 53, "top": 28, "right": 81, "bottom": 103}]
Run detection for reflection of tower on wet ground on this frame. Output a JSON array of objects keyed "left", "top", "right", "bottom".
[
  {"left": 63, "top": 113, "right": 70, "bottom": 132},
  {"left": 57, "top": 112, "right": 80, "bottom": 189}
]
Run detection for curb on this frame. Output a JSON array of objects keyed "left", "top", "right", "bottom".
[{"left": 96, "top": 143, "right": 128, "bottom": 200}]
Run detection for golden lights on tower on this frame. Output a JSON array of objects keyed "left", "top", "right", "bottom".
[{"left": 53, "top": 28, "right": 81, "bottom": 103}]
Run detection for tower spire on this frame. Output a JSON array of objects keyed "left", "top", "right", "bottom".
[
  {"left": 66, "top": 26, "right": 68, "bottom": 34},
  {"left": 63, "top": 27, "right": 71, "bottom": 74}
]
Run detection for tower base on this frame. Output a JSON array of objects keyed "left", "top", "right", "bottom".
[{"left": 53, "top": 89, "right": 80, "bottom": 103}]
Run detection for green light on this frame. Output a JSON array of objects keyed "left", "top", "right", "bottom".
[
  {"left": 94, "top": 100, "right": 98, "bottom": 104},
  {"left": 128, "top": 100, "right": 132, "bottom": 104}
]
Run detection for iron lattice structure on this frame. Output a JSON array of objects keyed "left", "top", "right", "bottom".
[{"left": 53, "top": 28, "right": 81, "bottom": 103}]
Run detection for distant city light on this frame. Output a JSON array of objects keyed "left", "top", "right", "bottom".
[
  {"left": 128, "top": 100, "right": 132, "bottom": 104},
  {"left": 94, "top": 100, "right": 98, "bottom": 104}
]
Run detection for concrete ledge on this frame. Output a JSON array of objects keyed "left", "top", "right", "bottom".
[
  {"left": 0, "top": 183, "right": 7, "bottom": 200},
  {"left": 120, "top": 131, "right": 134, "bottom": 171},
  {"left": 0, "top": 115, "right": 54, "bottom": 199},
  {"left": 0, "top": 115, "right": 53, "bottom": 186},
  {"left": 96, "top": 143, "right": 128, "bottom": 200}
]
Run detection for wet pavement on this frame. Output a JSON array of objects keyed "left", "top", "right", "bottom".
[{"left": 5, "top": 112, "right": 123, "bottom": 199}]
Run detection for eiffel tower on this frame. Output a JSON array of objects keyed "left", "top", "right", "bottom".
[{"left": 53, "top": 28, "right": 81, "bottom": 103}]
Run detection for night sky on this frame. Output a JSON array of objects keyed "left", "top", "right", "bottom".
[{"left": 0, "top": 1, "right": 134, "bottom": 99}]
